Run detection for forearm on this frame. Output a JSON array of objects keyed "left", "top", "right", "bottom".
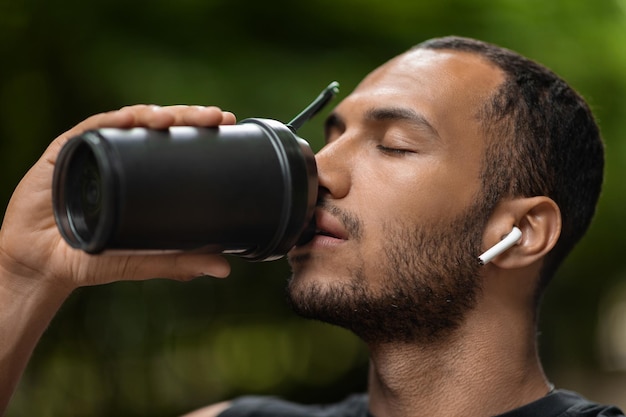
[{"left": 0, "top": 266, "right": 72, "bottom": 415}]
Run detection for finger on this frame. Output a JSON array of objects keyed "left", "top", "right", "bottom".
[
  {"left": 57, "top": 110, "right": 133, "bottom": 143},
  {"left": 221, "top": 111, "right": 237, "bottom": 125},
  {"left": 47, "top": 105, "right": 237, "bottom": 163},
  {"left": 105, "top": 105, "right": 235, "bottom": 129},
  {"left": 60, "top": 105, "right": 236, "bottom": 140},
  {"left": 131, "top": 253, "right": 232, "bottom": 281},
  {"left": 80, "top": 252, "right": 232, "bottom": 286},
  {"left": 117, "top": 105, "right": 177, "bottom": 130},
  {"left": 142, "top": 253, "right": 233, "bottom": 281},
  {"left": 170, "top": 106, "right": 231, "bottom": 126}
]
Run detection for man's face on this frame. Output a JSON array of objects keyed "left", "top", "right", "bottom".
[{"left": 287, "top": 49, "right": 504, "bottom": 344}]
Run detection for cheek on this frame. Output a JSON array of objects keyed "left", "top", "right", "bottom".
[{"left": 355, "top": 159, "right": 476, "bottom": 228}]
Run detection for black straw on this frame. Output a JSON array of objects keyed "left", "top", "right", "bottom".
[{"left": 287, "top": 81, "right": 340, "bottom": 132}]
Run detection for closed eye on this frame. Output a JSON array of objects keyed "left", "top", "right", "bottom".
[{"left": 376, "top": 145, "right": 415, "bottom": 155}]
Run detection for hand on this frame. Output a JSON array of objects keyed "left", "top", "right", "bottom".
[
  {"left": 0, "top": 105, "right": 236, "bottom": 295},
  {"left": 0, "top": 105, "right": 237, "bottom": 414}
]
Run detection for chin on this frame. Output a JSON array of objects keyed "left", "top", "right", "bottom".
[{"left": 288, "top": 252, "right": 353, "bottom": 288}]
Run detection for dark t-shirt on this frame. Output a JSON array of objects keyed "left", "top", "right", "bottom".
[{"left": 218, "top": 390, "right": 624, "bottom": 417}]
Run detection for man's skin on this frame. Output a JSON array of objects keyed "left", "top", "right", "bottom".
[{"left": 1, "top": 48, "right": 562, "bottom": 416}]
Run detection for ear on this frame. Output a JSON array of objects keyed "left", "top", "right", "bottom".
[{"left": 481, "top": 197, "right": 561, "bottom": 269}]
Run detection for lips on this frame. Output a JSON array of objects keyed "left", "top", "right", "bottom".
[
  {"left": 313, "top": 209, "right": 348, "bottom": 241},
  {"left": 316, "top": 228, "right": 340, "bottom": 238},
  {"left": 291, "top": 206, "right": 350, "bottom": 253}
]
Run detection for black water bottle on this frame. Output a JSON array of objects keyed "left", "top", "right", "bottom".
[{"left": 52, "top": 82, "right": 339, "bottom": 261}]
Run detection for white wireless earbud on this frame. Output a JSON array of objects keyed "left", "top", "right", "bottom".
[{"left": 478, "top": 226, "right": 522, "bottom": 265}]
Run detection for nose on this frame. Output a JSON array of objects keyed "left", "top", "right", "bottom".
[{"left": 314, "top": 138, "right": 351, "bottom": 200}]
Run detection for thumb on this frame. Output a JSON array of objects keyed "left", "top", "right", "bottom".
[{"left": 76, "top": 252, "right": 232, "bottom": 287}]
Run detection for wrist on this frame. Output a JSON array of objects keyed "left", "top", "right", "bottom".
[
  {"left": 0, "top": 252, "right": 72, "bottom": 416},
  {"left": 0, "top": 245, "right": 74, "bottom": 305}
]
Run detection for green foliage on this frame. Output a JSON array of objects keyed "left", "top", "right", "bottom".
[{"left": 2, "top": 0, "right": 626, "bottom": 415}]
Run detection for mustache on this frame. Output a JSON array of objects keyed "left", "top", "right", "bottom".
[{"left": 318, "top": 200, "right": 364, "bottom": 241}]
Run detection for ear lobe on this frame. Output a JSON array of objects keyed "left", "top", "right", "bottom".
[{"left": 483, "top": 197, "right": 561, "bottom": 269}]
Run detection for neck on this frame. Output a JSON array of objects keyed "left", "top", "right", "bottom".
[{"left": 366, "top": 306, "right": 551, "bottom": 417}]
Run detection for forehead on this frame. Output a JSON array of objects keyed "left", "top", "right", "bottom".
[{"left": 338, "top": 49, "right": 505, "bottom": 146}]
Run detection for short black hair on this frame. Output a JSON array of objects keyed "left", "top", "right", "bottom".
[{"left": 414, "top": 36, "right": 604, "bottom": 297}]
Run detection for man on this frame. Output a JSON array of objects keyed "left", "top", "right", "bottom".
[{"left": 0, "top": 36, "right": 621, "bottom": 416}]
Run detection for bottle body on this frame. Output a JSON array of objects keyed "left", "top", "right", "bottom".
[{"left": 52, "top": 118, "right": 318, "bottom": 261}]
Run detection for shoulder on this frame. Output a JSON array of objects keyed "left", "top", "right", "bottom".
[
  {"left": 204, "top": 394, "right": 370, "bottom": 417},
  {"left": 498, "top": 390, "right": 625, "bottom": 417}
]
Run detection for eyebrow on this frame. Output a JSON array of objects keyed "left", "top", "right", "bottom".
[
  {"left": 364, "top": 106, "right": 441, "bottom": 140},
  {"left": 324, "top": 106, "right": 441, "bottom": 142}
]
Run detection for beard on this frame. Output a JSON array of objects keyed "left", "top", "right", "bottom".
[{"left": 286, "top": 199, "right": 489, "bottom": 346}]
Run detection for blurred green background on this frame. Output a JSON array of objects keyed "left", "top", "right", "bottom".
[{"left": 2, "top": 0, "right": 626, "bottom": 415}]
